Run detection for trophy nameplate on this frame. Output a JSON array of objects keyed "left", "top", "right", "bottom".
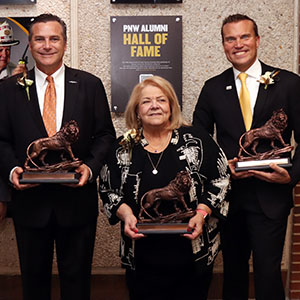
[
  {"left": 137, "top": 171, "right": 195, "bottom": 234},
  {"left": 235, "top": 157, "right": 292, "bottom": 172},
  {"left": 137, "top": 223, "right": 191, "bottom": 235},
  {"left": 19, "top": 172, "right": 80, "bottom": 184},
  {"left": 20, "top": 120, "right": 82, "bottom": 184},
  {"left": 235, "top": 109, "right": 293, "bottom": 172}
]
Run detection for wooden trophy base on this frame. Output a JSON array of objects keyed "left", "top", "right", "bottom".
[
  {"left": 136, "top": 223, "right": 191, "bottom": 234},
  {"left": 19, "top": 172, "right": 80, "bottom": 184},
  {"left": 235, "top": 157, "right": 292, "bottom": 172}
]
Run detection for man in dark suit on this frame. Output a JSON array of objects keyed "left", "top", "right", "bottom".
[
  {"left": 0, "top": 14, "right": 116, "bottom": 300},
  {"left": 0, "top": 179, "right": 10, "bottom": 220},
  {"left": 193, "top": 14, "right": 300, "bottom": 300}
]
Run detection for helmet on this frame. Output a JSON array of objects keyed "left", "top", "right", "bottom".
[{"left": 0, "top": 21, "right": 20, "bottom": 47}]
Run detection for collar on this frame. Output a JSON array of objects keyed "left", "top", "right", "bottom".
[
  {"left": 140, "top": 129, "right": 179, "bottom": 147},
  {"left": 35, "top": 64, "right": 65, "bottom": 87},
  {"left": 233, "top": 59, "right": 262, "bottom": 81},
  {"left": 0, "top": 68, "right": 8, "bottom": 80}
]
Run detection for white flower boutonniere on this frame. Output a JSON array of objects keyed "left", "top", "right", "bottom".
[
  {"left": 119, "top": 129, "right": 141, "bottom": 159},
  {"left": 257, "top": 70, "right": 280, "bottom": 89},
  {"left": 17, "top": 73, "right": 34, "bottom": 101}
]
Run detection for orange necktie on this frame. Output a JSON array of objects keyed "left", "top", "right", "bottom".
[
  {"left": 238, "top": 73, "right": 252, "bottom": 131},
  {"left": 43, "top": 75, "right": 57, "bottom": 136}
]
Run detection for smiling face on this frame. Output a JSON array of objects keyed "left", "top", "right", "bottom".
[
  {"left": 29, "top": 21, "right": 66, "bottom": 75},
  {"left": 0, "top": 46, "right": 11, "bottom": 72},
  {"left": 222, "top": 20, "right": 260, "bottom": 72},
  {"left": 137, "top": 85, "right": 171, "bottom": 130}
]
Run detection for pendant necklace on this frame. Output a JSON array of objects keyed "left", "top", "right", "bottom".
[
  {"left": 145, "top": 131, "right": 172, "bottom": 153},
  {"left": 147, "top": 151, "right": 164, "bottom": 175}
]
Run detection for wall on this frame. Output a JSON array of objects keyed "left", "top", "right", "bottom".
[
  {"left": 289, "top": 10, "right": 300, "bottom": 296},
  {"left": 0, "top": 0, "right": 298, "bottom": 277}
]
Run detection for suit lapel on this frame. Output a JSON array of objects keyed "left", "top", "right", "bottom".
[
  {"left": 224, "top": 62, "right": 275, "bottom": 130},
  {"left": 26, "top": 66, "right": 80, "bottom": 135},
  {"left": 62, "top": 66, "right": 79, "bottom": 128},
  {"left": 224, "top": 68, "right": 247, "bottom": 132},
  {"left": 252, "top": 62, "right": 273, "bottom": 128},
  {"left": 26, "top": 69, "right": 48, "bottom": 136}
]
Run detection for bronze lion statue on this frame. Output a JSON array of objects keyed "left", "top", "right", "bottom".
[
  {"left": 238, "top": 109, "right": 288, "bottom": 158},
  {"left": 24, "top": 120, "right": 80, "bottom": 169},
  {"left": 138, "top": 170, "right": 192, "bottom": 220}
]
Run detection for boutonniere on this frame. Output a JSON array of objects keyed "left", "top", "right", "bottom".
[
  {"left": 119, "top": 129, "right": 141, "bottom": 159},
  {"left": 16, "top": 73, "right": 34, "bottom": 101},
  {"left": 257, "top": 70, "right": 280, "bottom": 89}
]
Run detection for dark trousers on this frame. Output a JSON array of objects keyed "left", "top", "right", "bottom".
[
  {"left": 13, "top": 213, "right": 97, "bottom": 300},
  {"left": 126, "top": 261, "right": 213, "bottom": 300},
  {"left": 221, "top": 210, "right": 287, "bottom": 300}
]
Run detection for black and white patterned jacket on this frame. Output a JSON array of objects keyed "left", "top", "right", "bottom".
[{"left": 99, "top": 126, "right": 230, "bottom": 270}]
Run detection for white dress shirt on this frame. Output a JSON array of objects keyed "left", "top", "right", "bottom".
[
  {"left": 233, "top": 59, "right": 262, "bottom": 114},
  {"left": 0, "top": 68, "right": 8, "bottom": 80},
  {"left": 35, "top": 64, "right": 65, "bottom": 132}
]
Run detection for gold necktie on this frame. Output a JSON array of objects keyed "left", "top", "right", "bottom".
[
  {"left": 238, "top": 73, "right": 252, "bottom": 131},
  {"left": 43, "top": 75, "right": 57, "bottom": 136}
]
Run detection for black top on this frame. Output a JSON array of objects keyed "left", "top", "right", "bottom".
[{"left": 136, "top": 146, "right": 193, "bottom": 269}]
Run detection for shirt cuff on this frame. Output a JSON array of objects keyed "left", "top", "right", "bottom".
[
  {"left": 88, "top": 166, "right": 93, "bottom": 182},
  {"left": 9, "top": 166, "right": 20, "bottom": 184}
]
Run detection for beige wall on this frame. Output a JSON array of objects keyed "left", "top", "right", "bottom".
[{"left": 0, "top": 0, "right": 298, "bottom": 274}]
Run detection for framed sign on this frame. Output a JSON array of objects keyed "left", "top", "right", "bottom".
[
  {"left": 0, "top": 0, "right": 36, "bottom": 4},
  {"left": 111, "top": 16, "right": 182, "bottom": 112},
  {"left": 111, "top": 0, "right": 181, "bottom": 3}
]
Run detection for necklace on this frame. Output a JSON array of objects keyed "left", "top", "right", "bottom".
[
  {"left": 144, "top": 131, "right": 172, "bottom": 153},
  {"left": 147, "top": 144, "right": 160, "bottom": 153},
  {"left": 147, "top": 151, "right": 164, "bottom": 175}
]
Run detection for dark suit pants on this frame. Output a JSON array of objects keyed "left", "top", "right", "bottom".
[
  {"left": 221, "top": 210, "right": 287, "bottom": 300},
  {"left": 13, "top": 214, "right": 97, "bottom": 300}
]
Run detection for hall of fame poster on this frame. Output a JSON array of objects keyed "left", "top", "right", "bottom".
[{"left": 111, "top": 16, "right": 182, "bottom": 112}]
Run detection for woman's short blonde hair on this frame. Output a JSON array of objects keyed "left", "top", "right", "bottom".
[{"left": 125, "top": 76, "right": 189, "bottom": 130}]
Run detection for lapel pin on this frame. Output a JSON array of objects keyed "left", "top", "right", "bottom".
[
  {"left": 69, "top": 80, "right": 78, "bottom": 84},
  {"left": 226, "top": 85, "right": 232, "bottom": 90}
]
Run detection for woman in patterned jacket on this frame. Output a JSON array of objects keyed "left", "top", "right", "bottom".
[{"left": 99, "top": 76, "right": 230, "bottom": 300}]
